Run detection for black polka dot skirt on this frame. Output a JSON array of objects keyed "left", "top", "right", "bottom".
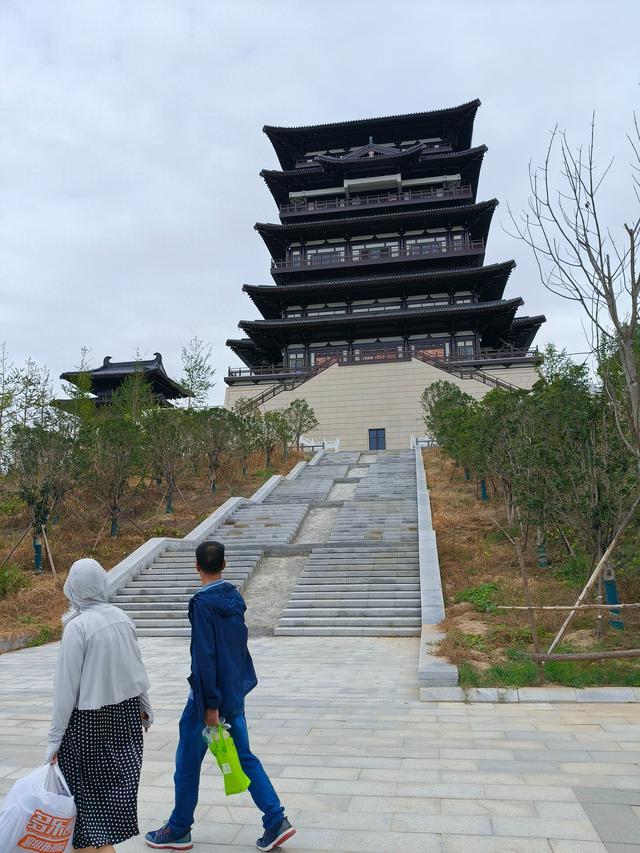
[{"left": 58, "top": 696, "right": 143, "bottom": 848}]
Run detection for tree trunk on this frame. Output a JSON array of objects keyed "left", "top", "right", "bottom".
[
  {"left": 33, "top": 531, "right": 43, "bottom": 574},
  {"left": 619, "top": 335, "right": 640, "bottom": 465},
  {"left": 166, "top": 479, "right": 174, "bottom": 513},
  {"left": 110, "top": 506, "right": 119, "bottom": 537},
  {"left": 536, "top": 525, "right": 549, "bottom": 568}
]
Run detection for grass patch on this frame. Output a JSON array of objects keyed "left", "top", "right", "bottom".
[
  {"left": 26, "top": 626, "right": 55, "bottom": 647},
  {"left": 0, "top": 497, "right": 25, "bottom": 515},
  {"left": 485, "top": 526, "right": 518, "bottom": 544},
  {"left": 454, "top": 582, "right": 499, "bottom": 613}
]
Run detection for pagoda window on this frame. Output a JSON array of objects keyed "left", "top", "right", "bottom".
[
  {"left": 287, "top": 351, "right": 307, "bottom": 372},
  {"left": 405, "top": 235, "right": 447, "bottom": 257},
  {"left": 409, "top": 337, "right": 452, "bottom": 358},
  {"left": 350, "top": 239, "right": 400, "bottom": 262},
  {"left": 454, "top": 296, "right": 474, "bottom": 305},
  {"left": 351, "top": 299, "right": 402, "bottom": 314},
  {"left": 284, "top": 308, "right": 303, "bottom": 318},
  {"left": 406, "top": 295, "right": 450, "bottom": 308},
  {"left": 306, "top": 303, "right": 348, "bottom": 317},
  {"left": 454, "top": 339, "right": 478, "bottom": 359},
  {"left": 304, "top": 244, "right": 346, "bottom": 267}
]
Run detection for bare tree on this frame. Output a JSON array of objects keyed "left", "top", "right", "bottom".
[
  {"left": 509, "top": 114, "right": 640, "bottom": 652},
  {"left": 508, "top": 115, "right": 640, "bottom": 470}
]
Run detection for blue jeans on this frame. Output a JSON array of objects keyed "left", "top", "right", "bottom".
[{"left": 169, "top": 695, "right": 284, "bottom": 835}]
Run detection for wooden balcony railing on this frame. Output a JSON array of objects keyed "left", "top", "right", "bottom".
[
  {"left": 227, "top": 348, "right": 539, "bottom": 380},
  {"left": 292, "top": 141, "right": 453, "bottom": 169},
  {"left": 279, "top": 184, "right": 473, "bottom": 217},
  {"left": 272, "top": 239, "right": 485, "bottom": 272}
]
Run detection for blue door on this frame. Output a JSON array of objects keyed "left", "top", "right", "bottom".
[{"left": 368, "top": 428, "right": 386, "bottom": 450}]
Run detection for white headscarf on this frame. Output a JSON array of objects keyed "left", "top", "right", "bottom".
[{"left": 62, "top": 558, "right": 109, "bottom": 624}]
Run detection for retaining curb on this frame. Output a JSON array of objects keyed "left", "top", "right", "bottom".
[
  {"left": 415, "top": 446, "right": 458, "bottom": 689},
  {"left": 420, "top": 686, "right": 640, "bottom": 703}
]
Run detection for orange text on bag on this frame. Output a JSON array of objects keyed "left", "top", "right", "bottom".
[{"left": 18, "top": 809, "right": 74, "bottom": 853}]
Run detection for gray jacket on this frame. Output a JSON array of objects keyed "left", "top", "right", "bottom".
[{"left": 46, "top": 559, "right": 152, "bottom": 761}]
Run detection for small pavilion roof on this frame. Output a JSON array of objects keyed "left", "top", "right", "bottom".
[
  {"left": 255, "top": 200, "right": 498, "bottom": 259},
  {"left": 61, "top": 353, "right": 189, "bottom": 401},
  {"left": 260, "top": 145, "right": 487, "bottom": 206},
  {"left": 243, "top": 261, "right": 516, "bottom": 318},
  {"left": 238, "top": 298, "right": 523, "bottom": 349},
  {"left": 263, "top": 100, "right": 481, "bottom": 169}
]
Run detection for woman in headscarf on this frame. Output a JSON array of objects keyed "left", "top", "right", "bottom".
[{"left": 46, "top": 558, "right": 153, "bottom": 852}]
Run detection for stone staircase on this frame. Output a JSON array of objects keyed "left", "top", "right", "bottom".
[
  {"left": 114, "top": 501, "right": 308, "bottom": 636},
  {"left": 113, "top": 449, "right": 423, "bottom": 639},
  {"left": 275, "top": 450, "right": 422, "bottom": 637}
]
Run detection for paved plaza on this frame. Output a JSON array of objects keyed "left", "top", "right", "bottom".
[{"left": 1, "top": 636, "right": 640, "bottom": 852}]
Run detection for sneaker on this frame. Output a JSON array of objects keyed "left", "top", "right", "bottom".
[
  {"left": 145, "top": 823, "right": 193, "bottom": 850},
  {"left": 256, "top": 817, "right": 296, "bottom": 851}
]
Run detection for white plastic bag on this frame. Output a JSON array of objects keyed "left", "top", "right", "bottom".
[{"left": 0, "top": 764, "right": 76, "bottom": 853}]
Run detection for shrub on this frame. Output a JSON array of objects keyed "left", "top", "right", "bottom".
[
  {"left": 0, "top": 564, "right": 31, "bottom": 599},
  {"left": 552, "top": 554, "right": 590, "bottom": 587}
]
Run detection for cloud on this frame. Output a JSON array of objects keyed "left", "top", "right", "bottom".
[{"left": 1, "top": 0, "right": 638, "bottom": 402}]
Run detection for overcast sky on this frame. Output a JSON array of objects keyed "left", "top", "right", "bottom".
[{"left": 1, "top": 0, "right": 639, "bottom": 404}]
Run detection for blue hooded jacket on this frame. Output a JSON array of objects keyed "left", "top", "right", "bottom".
[{"left": 187, "top": 580, "right": 258, "bottom": 722}]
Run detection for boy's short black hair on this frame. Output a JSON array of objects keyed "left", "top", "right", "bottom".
[{"left": 195, "top": 540, "right": 225, "bottom": 575}]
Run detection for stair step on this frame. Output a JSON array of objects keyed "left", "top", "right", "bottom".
[{"left": 274, "top": 627, "right": 420, "bottom": 637}]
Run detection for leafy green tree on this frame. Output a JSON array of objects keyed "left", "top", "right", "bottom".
[
  {"left": 258, "top": 411, "right": 283, "bottom": 469},
  {"left": 229, "top": 404, "right": 260, "bottom": 477},
  {"left": 180, "top": 336, "right": 215, "bottom": 409},
  {"left": 144, "top": 408, "right": 196, "bottom": 513},
  {"left": 0, "top": 342, "right": 16, "bottom": 470},
  {"left": 11, "top": 358, "right": 51, "bottom": 428},
  {"left": 285, "top": 399, "right": 319, "bottom": 449},
  {"left": 194, "top": 407, "right": 233, "bottom": 493},
  {"left": 275, "top": 409, "right": 295, "bottom": 461},
  {"left": 79, "top": 375, "right": 155, "bottom": 536},
  {"left": 8, "top": 416, "right": 73, "bottom": 570}
]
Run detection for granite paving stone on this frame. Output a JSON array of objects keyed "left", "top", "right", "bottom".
[{"left": 2, "top": 634, "right": 640, "bottom": 851}]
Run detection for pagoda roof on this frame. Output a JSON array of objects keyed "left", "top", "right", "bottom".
[
  {"left": 243, "top": 261, "right": 516, "bottom": 318},
  {"left": 263, "top": 100, "right": 481, "bottom": 170},
  {"left": 61, "top": 353, "right": 189, "bottom": 401},
  {"left": 500, "top": 315, "right": 546, "bottom": 350},
  {"left": 226, "top": 338, "right": 276, "bottom": 369},
  {"left": 255, "top": 200, "right": 498, "bottom": 259},
  {"left": 261, "top": 145, "right": 487, "bottom": 205},
  {"left": 238, "top": 298, "right": 523, "bottom": 349}
]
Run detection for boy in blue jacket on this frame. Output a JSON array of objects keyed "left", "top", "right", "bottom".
[{"left": 146, "top": 540, "right": 295, "bottom": 852}]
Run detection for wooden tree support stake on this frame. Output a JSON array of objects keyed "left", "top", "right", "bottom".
[
  {"left": 42, "top": 527, "right": 56, "bottom": 577},
  {"left": 175, "top": 482, "right": 198, "bottom": 519},
  {"left": 498, "top": 603, "right": 640, "bottom": 611},
  {"left": 532, "top": 649, "right": 640, "bottom": 662},
  {"left": 0, "top": 525, "right": 32, "bottom": 569},
  {"left": 547, "top": 491, "right": 640, "bottom": 655}
]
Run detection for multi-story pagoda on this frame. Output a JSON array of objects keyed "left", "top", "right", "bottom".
[{"left": 225, "top": 100, "right": 545, "bottom": 450}]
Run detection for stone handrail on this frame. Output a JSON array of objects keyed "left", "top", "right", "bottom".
[{"left": 106, "top": 451, "right": 324, "bottom": 596}]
